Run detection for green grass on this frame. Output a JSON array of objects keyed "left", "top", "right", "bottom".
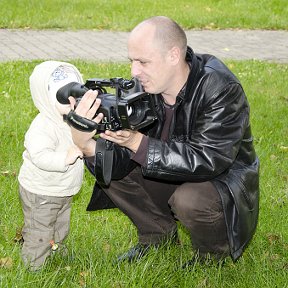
[
  {"left": 0, "top": 0, "right": 287, "bottom": 30},
  {"left": 0, "top": 60, "right": 287, "bottom": 287}
]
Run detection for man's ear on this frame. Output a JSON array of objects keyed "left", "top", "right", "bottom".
[{"left": 168, "top": 46, "right": 181, "bottom": 65}]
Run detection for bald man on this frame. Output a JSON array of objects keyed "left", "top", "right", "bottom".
[{"left": 71, "top": 16, "right": 259, "bottom": 267}]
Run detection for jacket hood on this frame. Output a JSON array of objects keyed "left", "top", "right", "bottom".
[{"left": 29, "top": 61, "right": 84, "bottom": 122}]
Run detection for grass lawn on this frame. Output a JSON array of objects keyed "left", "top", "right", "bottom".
[
  {"left": 0, "top": 60, "right": 287, "bottom": 287},
  {"left": 0, "top": 0, "right": 287, "bottom": 30}
]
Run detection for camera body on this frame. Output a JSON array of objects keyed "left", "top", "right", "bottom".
[{"left": 56, "top": 77, "right": 157, "bottom": 133}]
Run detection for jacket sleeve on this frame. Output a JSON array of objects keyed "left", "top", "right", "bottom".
[
  {"left": 24, "top": 119, "right": 68, "bottom": 172},
  {"left": 142, "top": 81, "right": 250, "bottom": 182}
]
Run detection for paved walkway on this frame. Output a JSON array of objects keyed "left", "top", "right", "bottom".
[{"left": 0, "top": 29, "right": 287, "bottom": 63}]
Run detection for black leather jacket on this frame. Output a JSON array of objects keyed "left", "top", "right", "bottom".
[{"left": 86, "top": 47, "right": 259, "bottom": 261}]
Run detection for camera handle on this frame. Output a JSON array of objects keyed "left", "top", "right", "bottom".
[
  {"left": 63, "top": 110, "right": 106, "bottom": 132},
  {"left": 95, "top": 138, "right": 114, "bottom": 186}
]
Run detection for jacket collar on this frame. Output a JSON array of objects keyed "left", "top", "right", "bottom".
[{"left": 185, "top": 46, "right": 203, "bottom": 98}]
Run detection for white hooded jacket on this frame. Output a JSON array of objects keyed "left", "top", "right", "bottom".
[{"left": 18, "top": 61, "right": 84, "bottom": 197}]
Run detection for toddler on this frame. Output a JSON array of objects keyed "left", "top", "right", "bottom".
[{"left": 18, "top": 61, "right": 84, "bottom": 271}]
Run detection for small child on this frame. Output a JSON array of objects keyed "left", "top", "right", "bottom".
[{"left": 18, "top": 61, "right": 84, "bottom": 271}]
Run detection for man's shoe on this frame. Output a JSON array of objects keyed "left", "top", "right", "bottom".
[
  {"left": 116, "top": 243, "right": 152, "bottom": 263},
  {"left": 182, "top": 253, "right": 226, "bottom": 269},
  {"left": 116, "top": 230, "right": 180, "bottom": 263}
]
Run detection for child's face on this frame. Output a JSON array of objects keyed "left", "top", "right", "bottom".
[{"left": 55, "top": 101, "right": 71, "bottom": 116}]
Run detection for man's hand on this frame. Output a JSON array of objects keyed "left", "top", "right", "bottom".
[
  {"left": 69, "top": 90, "right": 104, "bottom": 156},
  {"left": 100, "top": 129, "right": 143, "bottom": 153}
]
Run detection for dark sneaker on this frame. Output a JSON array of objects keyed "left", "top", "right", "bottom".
[
  {"left": 116, "top": 230, "right": 180, "bottom": 263},
  {"left": 116, "top": 243, "right": 152, "bottom": 263},
  {"left": 182, "top": 253, "right": 227, "bottom": 269}
]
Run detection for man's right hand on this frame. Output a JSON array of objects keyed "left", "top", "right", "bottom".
[{"left": 69, "top": 90, "right": 104, "bottom": 157}]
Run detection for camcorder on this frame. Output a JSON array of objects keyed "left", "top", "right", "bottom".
[{"left": 56, "top": 77, "right": 157, "bottom": 133}]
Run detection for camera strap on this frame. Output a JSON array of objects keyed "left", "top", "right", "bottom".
[
  {"left": 95, "top": 138, "right": 114, "bottom": 187},
  {"left": 63, "top": 110, "right": 106, "bottom": 132},
  {"left": 63, "top": 110, "right": 113, "bottom": 186}
]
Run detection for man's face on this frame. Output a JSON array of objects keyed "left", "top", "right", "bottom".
[{"left": 128, "top": 26, "right": 174, "bottom": 95}]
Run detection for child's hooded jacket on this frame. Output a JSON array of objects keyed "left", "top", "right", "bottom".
[{"left": 18, "top": 61, "right": 84, "bottom": 197}]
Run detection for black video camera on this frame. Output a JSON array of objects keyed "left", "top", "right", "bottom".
[{"left": 56, "top": 77, "right": 157, "bottom": 133}]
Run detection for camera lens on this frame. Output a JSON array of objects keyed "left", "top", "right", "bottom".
[{"left": 127, "top": 100, "right": 147, "bottom": 126}]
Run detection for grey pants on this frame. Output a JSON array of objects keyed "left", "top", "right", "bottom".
[
  {"left": 19, "top": 185, "right": 72, "bottom": 270},
  {"left": 103, "top": 167, "right": 230, "bottom": 258}
]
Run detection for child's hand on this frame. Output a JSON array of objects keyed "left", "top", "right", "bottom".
[{"left": 65, "top": 145, "right": 83, "bottom": 165}]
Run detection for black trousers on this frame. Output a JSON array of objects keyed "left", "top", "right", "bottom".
[{"left": 103, "top": 167, "right": 230, "bottom": 258}]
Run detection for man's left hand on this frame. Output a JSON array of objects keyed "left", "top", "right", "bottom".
[{"left": 100, "top": 130, "right": 143, "bottom": 153}]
